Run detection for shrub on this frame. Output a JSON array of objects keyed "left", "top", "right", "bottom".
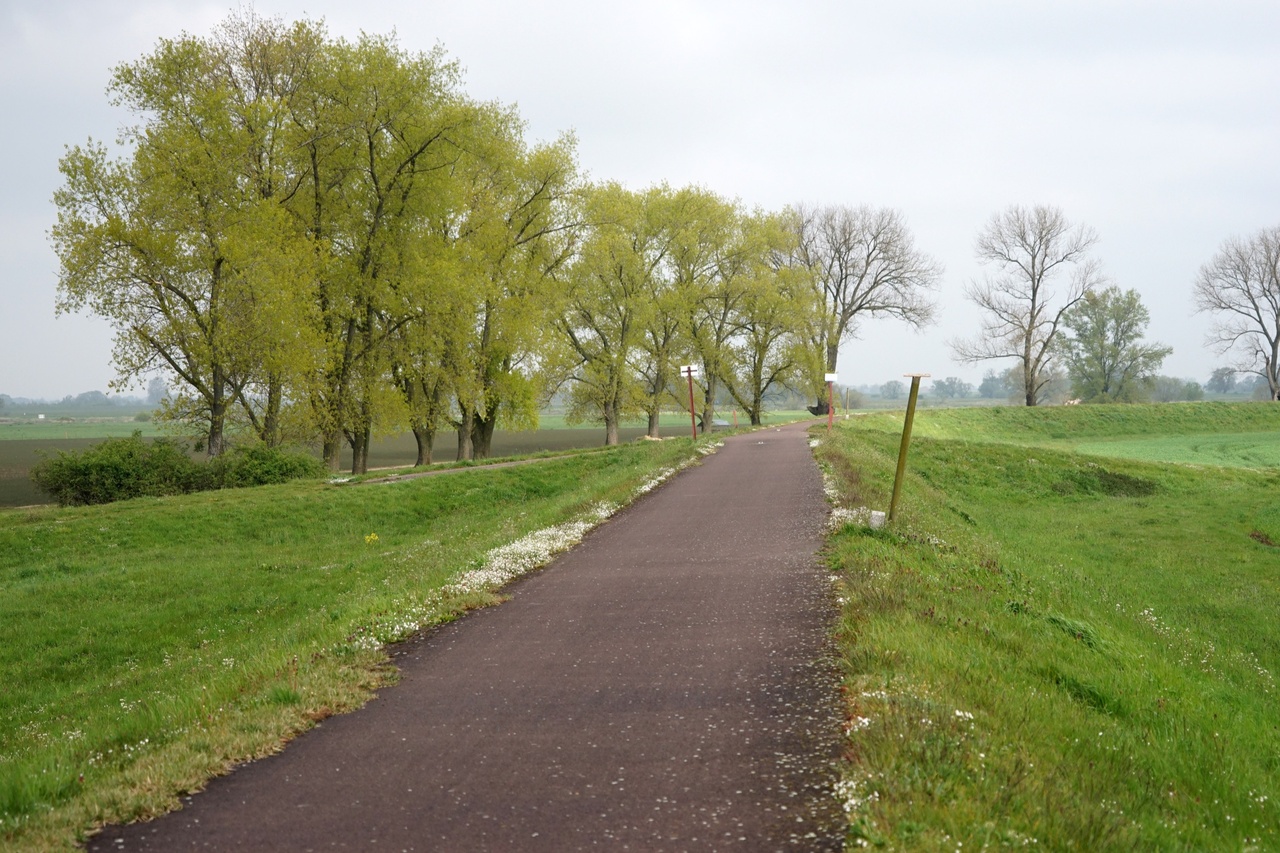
[
  {"left": 31, "top": 435, "right": 323, "bottom": 506},
  {"left": 31, "top": 432, "right": 209, "bottom": 506},
  {"left": 208, "top": 444, "right": 326, "bottom": 488}
]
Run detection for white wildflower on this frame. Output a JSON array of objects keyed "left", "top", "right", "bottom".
[
  {"left": 846, "top": 716, "right": 873, "bottom": 734},
  {"left": 827, "top": 506, "right": 886, "bottom": 532},
  {"left": 834, "top": 776, "right": 880, "bottom": 816}
]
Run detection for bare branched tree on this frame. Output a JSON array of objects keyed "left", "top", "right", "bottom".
[
  {"left": 1193, "top": 225, "right": 1280, "bottom": 400},
  {"left": 786, "top": 204, "right": 940, "bottom": 408},
  {"left": 951, "top": 204, "right": 1105, "bottom": 406}
]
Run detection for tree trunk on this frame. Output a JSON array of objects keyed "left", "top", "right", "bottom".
[
  {"left": 647, "top": 408, "right": 661, "bottom": 438},
  {"left": 471, "top": 402, "right": 499, "bottom": 460},
  {"left": 412, "top": 424, "right": 435, "bottom": 466},
  {"left": 263, "top": 376, "right": 282, "bottom": 448},
  {"left": 322, "top": 431, "right": 343, "bottom": 471},
  {"left": 208, "top": 397, "right": 227, "bottom": 458},
  {"left": 604, "top": 401, "right": 620, "bottom": 446},
  {"left": 817, "top": 339, "right": 839, "bottom": 410},
  {"left": 349, "top": 425, "right": 370, "bottom": 475},
  {"left": 456, "top": 409, "right": 474, "bottom": 461},
  {"left": 700, "top": 378, "right": 716, "bottom": 435}
]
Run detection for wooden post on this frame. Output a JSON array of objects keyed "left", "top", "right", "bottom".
[{"left": 888, "top": 373, "right": 929, "bottom": 523}]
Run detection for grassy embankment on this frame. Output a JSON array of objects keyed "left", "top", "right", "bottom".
[
  {"left": 0, "top": 436, "right": 713, "bottom": 851},
  {"left": 817, "top": 402, "right": 1280, "bottom": 850}
]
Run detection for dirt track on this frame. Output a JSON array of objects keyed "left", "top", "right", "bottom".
[{"left": 87, "top": 422, "right": 844, "bottom": 851}]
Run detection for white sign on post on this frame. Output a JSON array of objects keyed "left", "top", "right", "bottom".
[
  {"left": 824, "top": 373, "right": 839, "bottom": 382},
  {"left": 679, "top": 364, "right": 700, "bottom": 376}
]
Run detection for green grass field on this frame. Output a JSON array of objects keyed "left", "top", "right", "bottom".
[
  {"left": 0, "top": 437, "right": 711, "bottom": 850},
  {"left": 1071, "top": 431, "right": 1280, "bottom": 467},
  {"left": 817, "top": 403, "right": 1280, "bottom": 850},
  {"left": 10, "top": 400, "right": 1277, "bottom": 849}
]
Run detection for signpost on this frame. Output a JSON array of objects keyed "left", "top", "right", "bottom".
[
  {"left": 824, "top": 373, "right": 838, "bottom": 432},
  {"left": 679, "top": 365, "right": 700, "bottom": 440}
]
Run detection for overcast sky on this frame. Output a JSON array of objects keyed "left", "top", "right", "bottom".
[{"left": 3, "top": 0, "right": 1278, "bottom": 399}]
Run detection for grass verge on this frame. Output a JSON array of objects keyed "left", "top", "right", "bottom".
[
  {"left": 0, "top": 437, "right": 716, "bottom": 850},
  {"left": 816, "top": 405, "right": 1280, "bottom": 850}
]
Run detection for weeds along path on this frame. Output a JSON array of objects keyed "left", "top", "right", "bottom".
[{"left": 87, "top": 421, "right": 844, "bottom": 851}]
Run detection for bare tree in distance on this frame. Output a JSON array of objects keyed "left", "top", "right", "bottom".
[
  {"left": 951, "top": 204, "right": 1105, "bottom": 406},
  {"left": 785, "top": 203, "right": 941, "bottom": 411},
  {"left": 1193, "top": 225, "right": 1280, "bottom": 401}
]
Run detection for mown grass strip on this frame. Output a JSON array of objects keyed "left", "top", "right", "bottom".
[
  {"left": 816, "top": 406, "right": 1280, "bottom": 849},
  {"left": 0, "top": 437, "right": 712, "bottom": 851}
]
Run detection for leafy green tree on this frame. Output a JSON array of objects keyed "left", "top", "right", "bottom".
[
  {"left": 977, "top": 370, "right": 1010, "bottom": 399},
  {"left": 554, "top": 183, "right": 661, "bottom": 445},
  {"left": 625, "top": 186, "right": 684, "bottom": 438},
  {"left": 443, "top": 120, "right": 580, "bottom": 460},
  {"left": 52, "top": 14, "right": 322, "bottom": 456},
  {"left": 1150, "top": 376, "right": 1204, "bottom": 403},
  {"left": 667, "top": 187, "right": 748, "bottom": 433},
  {"left": 292, "top": 34, "right": 476, "bottom": 472},
  {"left": 1060, "top": 286, "right": 1171, "bottom": 403},
  {"left": 952, "top": 205, "right": 1105, "bottom": 406},
  {"left": 931, "top": 377, "right": 973, "bottom": 400},
  {"left": 1206, "top": 367, "right": 1237, "bottom": 395},
  {"left": 723, "top": 214, "right": 813, "bottom": 425}
]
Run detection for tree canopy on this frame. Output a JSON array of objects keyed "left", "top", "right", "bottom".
[
  {"left": 54, "top": 11, "right": 870, "bottom": 467},
  {"left": 1060, "top": 287, "right": 1171, "bottom": 403}
]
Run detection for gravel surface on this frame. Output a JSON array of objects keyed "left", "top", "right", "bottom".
[{"left": 87, "top": 422, "right": 845, "bottom": 851}]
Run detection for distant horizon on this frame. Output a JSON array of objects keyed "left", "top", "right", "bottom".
[{"left": 0, "top": 370, "right": 1249, "bottom": 409}]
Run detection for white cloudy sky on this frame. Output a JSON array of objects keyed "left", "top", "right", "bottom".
[{"left": 2, "top": 0, "right": 1277, "bottom": 398}]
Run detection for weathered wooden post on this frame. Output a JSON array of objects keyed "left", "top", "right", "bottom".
[{"left": 888, "top": 373, "right": 929, "bottom": 523}]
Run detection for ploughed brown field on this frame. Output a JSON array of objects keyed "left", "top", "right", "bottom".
[{"left": 0, "top": 427, "right": 667, "bottom": 507}]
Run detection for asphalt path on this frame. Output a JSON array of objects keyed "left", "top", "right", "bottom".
[{"left": 87, "top": 422, "right": 844, "bottom": 851}]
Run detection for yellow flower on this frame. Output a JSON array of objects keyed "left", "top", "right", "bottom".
[{"left": 364, "top": 532, "right": 379, "bottom": 545}]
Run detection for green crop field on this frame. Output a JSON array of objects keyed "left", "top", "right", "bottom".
[
  {"left": 0, "top": 421, "right": 165, "bottom": 441},
  {"left": 1071, "top": 431, "right": 1280, "bottom": 467},
  {"left": 817, "top": 402, "right": 1280, "bottom": 850}
]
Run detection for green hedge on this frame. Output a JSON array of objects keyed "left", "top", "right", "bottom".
[{"left": 31, "top": 433, "right": 325, "bottom": 506}]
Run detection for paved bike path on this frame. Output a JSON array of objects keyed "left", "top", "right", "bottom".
[{"left": 89, "top": 423, "right": 843, "bottom": 851}]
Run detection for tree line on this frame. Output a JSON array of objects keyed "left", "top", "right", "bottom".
[
  {"left": 947, "top": 205, "right": 1280, "bottom": 406},
  {"left": 52, "top": 13, "right": 1280, "bottom": 472}
]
